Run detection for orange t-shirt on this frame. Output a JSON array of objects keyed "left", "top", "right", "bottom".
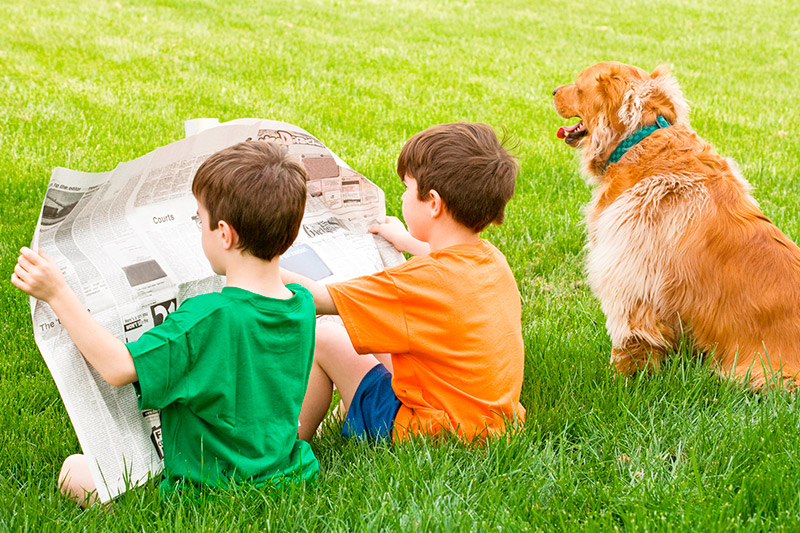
[{"left": 327, "top": 239, "right": 525, "bottom": 441}]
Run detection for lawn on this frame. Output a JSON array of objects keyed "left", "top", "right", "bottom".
[{"left": 2, "top": 0, "right": 800, "bottom": 530}]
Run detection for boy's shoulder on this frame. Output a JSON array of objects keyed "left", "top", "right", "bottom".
[
  {"left": 328, "top": 240, "right": 513, "bottom": 304},
  {"left": 176, "top": 290, "right": 234, "bottom": 314},
  {"left": 433, "top": 239, "right": 504, "bottom": 259},
  {"left": 390, "top": 239, "right": 506, "bottom": 274},
  {"left": 174, "top": 285, "right": 314, "bottom": 322},
  {"left": 183, "top": 285, "right": 313, "bottom": 305},
  {"left": 155, "top": 291, "right": 236, "bottom": 334}
]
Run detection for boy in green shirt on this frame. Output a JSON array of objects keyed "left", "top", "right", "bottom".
[{"left": 12, "top": 141, "right": 319, "bottom": 506}]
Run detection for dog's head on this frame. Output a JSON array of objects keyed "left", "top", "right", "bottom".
[{"left": 553, "top": 62, "right": 689, "bottom": 181}]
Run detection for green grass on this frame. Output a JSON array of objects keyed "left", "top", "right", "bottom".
[{"left": 3, "top": 0, "right": 800, "bottom": 530}]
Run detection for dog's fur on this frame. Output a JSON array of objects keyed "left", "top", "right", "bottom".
[{"left": 553, "top": 61, "right": 800, "bottom": 388}]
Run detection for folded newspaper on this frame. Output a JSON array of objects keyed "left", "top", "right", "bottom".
[{"left": 28, "top": 118, "right": 404, "bottom": 502}]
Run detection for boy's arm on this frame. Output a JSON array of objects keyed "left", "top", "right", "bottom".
[
  {"left": 280, "top": 267, "right": 338, "bottom": 315},
  {"left": 12, "top": 247, "right": 137, "bottom": 387},
  {"left": 369, "top": 216, "right": 431, "bottom": 256}
]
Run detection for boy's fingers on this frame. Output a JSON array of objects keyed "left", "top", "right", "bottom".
[
  {"left": 20, "top": 247, "right": 41, "bottom": 265},
  {"left": 14, "top": 263, "right": 32, "bottom": 282},
  {"left": 17, "top": 254, "right": 34, "bottom": 272},
  {"left": 369, "top": 217, "right": 397, "bottom": 234},
  {"left": 11, "top": 272, "right": 29, "bottom": 291}
]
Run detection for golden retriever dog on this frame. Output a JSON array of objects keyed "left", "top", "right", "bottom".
[{"left": 553, "top": 61, "right": 800, "bottom": 388}]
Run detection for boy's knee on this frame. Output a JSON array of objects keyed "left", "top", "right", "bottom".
[
  {"left": 315, "top": 319, "right": 346, "bottom": 338},
  {"left": 314, "top": 321, "right": 350, "bottom": 360},
  {"left": 313, "top": 321, "right": 377, "bottom": 386}
]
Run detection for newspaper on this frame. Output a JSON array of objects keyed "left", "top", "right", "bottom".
[{"left": 28, "top": 118, "right": 404, "bottom": 502}]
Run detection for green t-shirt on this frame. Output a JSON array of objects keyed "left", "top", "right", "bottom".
[{"left": 127, "top": 284, "right": 318, "bottom": 490}]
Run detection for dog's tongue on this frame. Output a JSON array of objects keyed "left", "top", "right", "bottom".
[{"left": 557, "top": 122, "right": 582, "bottom": 139}]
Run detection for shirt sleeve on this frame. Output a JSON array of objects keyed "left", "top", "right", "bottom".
[
  {"left": 327, "top": 268, "right": 411, "bottom": 355},
  {"left": 126, "top": 302, "right": 203, "bottom": 410}
]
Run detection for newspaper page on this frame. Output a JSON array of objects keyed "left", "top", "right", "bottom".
[{"left": 28, "top": 119, "right": 404, "bottom": 502}]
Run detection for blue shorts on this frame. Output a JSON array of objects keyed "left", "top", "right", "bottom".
[{"left": 341, "top": 363, "right": 402, "bottom": 442}]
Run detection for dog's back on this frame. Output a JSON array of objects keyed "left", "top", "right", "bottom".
[{"left": 677, "top": 153, "right": 800, "bottom": 386}]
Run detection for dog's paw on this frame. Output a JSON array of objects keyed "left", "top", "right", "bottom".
[
  {"left": 611, "top": 345, "right": 663, "bottom": 375},
  {"left": 610, "top": 348, "right": 638, "bottom": 375}
]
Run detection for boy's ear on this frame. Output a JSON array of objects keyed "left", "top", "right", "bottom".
[
  {"left": 428, "top": 189, "right": 444, "bottom": 218},
  {"left": 217, "top": 220, "right": 239, "bottom": 250}
]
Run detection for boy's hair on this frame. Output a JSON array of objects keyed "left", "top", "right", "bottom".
[
  {"left": 192, "top": 140, "right": 307, "bottom": 261},
  {"left": 396, "top": 122, "right": 519, "bottom": 233}
]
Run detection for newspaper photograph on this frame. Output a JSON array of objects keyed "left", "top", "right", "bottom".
[{"left": 28, "top": 118, "right": 404, "bottom": 502}]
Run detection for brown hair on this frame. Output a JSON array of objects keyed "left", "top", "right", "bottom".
[
  {"left": 192, "top": 140, "right": 307, "bottom": 261},
  {"left": 396, "top": 122, "right": 519, "bottom": 233}
]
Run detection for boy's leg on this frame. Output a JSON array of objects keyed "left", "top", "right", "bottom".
[
  {"left": 374, "top": 353, "right": 393, "bottom": 374},
  {"left": 298, "top": 321, "right": 379, "bottom": 441},
  {"left": 331, "top": 352, "right": 392, "bottom": 421},
  {"left": 59, "top": 454, "right": 98, "bottom": 508}
]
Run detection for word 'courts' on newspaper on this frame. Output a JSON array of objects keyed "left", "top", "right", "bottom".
[{"left": 28, "top": 118, "right": 404, "bottom": 502}]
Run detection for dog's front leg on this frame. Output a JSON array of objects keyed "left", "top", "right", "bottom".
[
  {"left": 608, "top": 310, "right": 676, "bottom": 375},
  {"left": 611, "top": 337, "right": 667, "bottom": 375}
]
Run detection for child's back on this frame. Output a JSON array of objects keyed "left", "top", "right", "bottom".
[
  {"left": 329, "top": 239, "right": 524, "bottom": 440},
  {"left": 130, "top": 285, "right": 318, "bottom": 488}
]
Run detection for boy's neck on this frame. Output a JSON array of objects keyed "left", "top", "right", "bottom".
[
  {"left": 221, "top": 252, "right": 292, "bottom": 299},
  {"left": 426, "top": 216, "right": 481, "bottom": 253}
]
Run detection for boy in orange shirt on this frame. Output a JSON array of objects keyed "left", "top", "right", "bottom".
[{"left": 283, "top": 122, "right": 525, "bottom": 442}]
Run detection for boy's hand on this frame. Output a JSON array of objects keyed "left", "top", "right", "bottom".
[
  {"left": 369, "top": 217, "right": 431, "bottom": 256},
  {"left": 13, "top": 246, "right": 137, "bottom": 386},
  {"left": 369, "top": 216, "right": 408, "bottom": 247},
  {"left": 12, "top": 247, "right": 71, "bottom": 303}
]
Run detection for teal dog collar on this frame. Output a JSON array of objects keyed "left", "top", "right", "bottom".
[{"left": 604, "top": 115, "right": 671, "bottom": 172}]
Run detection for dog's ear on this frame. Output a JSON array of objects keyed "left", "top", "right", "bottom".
[
  {"left": 592, "top": 70, "right": 629, "bottom": 131},
  {"left": 585, "top": 67, "right": 632, "bottom": 176},
  {"left": 595, "top": 71, "right": 626, "bottom": 97}
]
